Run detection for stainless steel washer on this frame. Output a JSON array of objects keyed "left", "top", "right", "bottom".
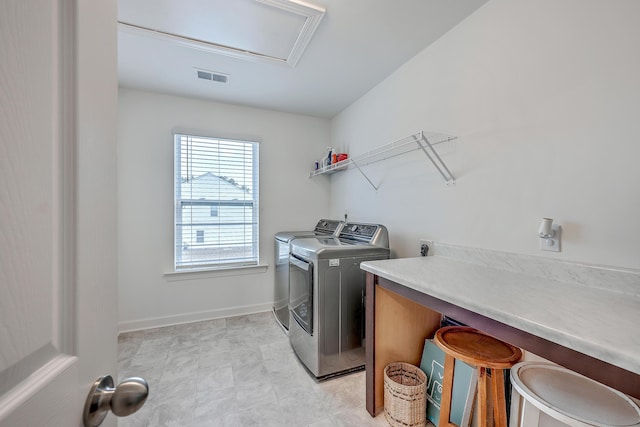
[
  {"left": 273, "top": 219, "right": 343, "bottom": 331},
  {"left": 288, "top": 223, "right": 389, "bottom": 379}
]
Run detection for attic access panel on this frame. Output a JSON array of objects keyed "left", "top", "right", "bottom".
[{"left": 118, "top": 0, "right": 325, "bottom": 67}]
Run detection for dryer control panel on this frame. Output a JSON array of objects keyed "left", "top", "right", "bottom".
[{"left": 314, "top": 219, "right": 343, "bottom": 235}]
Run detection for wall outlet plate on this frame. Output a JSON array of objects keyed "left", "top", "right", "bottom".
[
  {"left": 420, "top": 239, "right": 434, "bottom": 256},
  {"left": 540, "top": 224, "right": 561, "bottom": 252}
]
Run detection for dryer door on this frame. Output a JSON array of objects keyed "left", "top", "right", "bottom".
[{"left": 273, "top": 238, "right": 291, "bottom": 329}]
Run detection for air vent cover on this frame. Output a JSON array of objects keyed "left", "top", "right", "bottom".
[{"left": 195, "top": 69, "right": 228, "bottom": 83}]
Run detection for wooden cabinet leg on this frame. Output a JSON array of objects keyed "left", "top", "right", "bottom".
[{"left": 365, "top": 272, "right": 376, "bottom": 416}]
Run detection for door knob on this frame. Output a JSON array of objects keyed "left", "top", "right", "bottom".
[{"left": 83, "top": 375, "right": 149, "bottom": 427}]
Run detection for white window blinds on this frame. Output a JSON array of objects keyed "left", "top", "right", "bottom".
[{"left": 174, "top": 133, "right": 259, "bottom": 270}]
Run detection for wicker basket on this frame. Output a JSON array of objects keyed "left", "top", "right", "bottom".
[{"left": 384, "top": 362, "right": 427, "bottom": 427}]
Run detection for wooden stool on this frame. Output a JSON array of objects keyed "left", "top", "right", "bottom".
[{"left": 434, "top": 326, "right": 522, "bottom": 427}]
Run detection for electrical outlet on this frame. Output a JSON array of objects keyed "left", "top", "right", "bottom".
[{"left": 420, "top": 239, "right": 434, "bottom": 256}]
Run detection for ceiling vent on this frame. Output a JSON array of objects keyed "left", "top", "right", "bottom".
[{"left": 195, "top": 69, "right": 229, "bottom": 83}]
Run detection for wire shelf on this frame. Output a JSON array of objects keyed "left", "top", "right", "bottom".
[{"left": 309, "top": 131, "right": 457, "bottom": 189}]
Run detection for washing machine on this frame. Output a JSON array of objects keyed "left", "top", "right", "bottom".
[{"left": 288, "top": 222, "right": 390, "bottom": 379}]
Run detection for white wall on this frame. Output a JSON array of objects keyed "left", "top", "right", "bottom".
[
  {"left": 330, "top": 0, "right": 640, "bottom": 269},
  {"left": 118, "top": 0, "right": 640, "bottom": 329},
  {"left": 117, "top": 88, "right": 331, "bottom": 330}
]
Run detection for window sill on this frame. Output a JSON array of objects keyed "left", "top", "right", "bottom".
[{"left": 164, "top": 264, "right": 269, "bottom": 282}]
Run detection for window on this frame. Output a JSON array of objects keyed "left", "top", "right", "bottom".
[{"left": 174, "top": 133, "right": 259, "bottom": 270}]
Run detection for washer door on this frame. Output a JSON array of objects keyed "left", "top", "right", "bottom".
[{"left": 289, "top": 254, "right": 314, "bottom": 335}]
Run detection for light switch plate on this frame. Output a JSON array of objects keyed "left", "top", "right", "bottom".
[{"left": 540, "top": 224, "right": 561, "bottom": 252}]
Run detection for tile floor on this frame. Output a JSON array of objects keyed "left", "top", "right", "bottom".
[{"left": 118, "top": 311, "right": 390, "bottom": 427}]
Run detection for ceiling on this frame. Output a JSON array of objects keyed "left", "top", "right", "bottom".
[{"left": 118, "top": 0, "right": 488, "bottom": 118}]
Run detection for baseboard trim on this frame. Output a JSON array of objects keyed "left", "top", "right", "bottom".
[{"left": 118, "top": 302, "right": 273, "bottom": 334}]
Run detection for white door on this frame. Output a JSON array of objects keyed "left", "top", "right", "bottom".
[{"left": 0, "top": 0, "right": 122, "bottom": 426}]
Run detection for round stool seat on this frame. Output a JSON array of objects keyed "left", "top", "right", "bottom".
[
  {"left": 511, "top": 362, "right": 640, "bottom": 427},
  {"left": 434, "top": 326, "right": 522, "bottom": 427},
  {"left": 434, "top": 326, "right": 522, "bottom": 369}
]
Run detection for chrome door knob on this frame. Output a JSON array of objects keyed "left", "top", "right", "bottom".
[{"left": 83, "top": 375, "right": 149, "bottom": 427}]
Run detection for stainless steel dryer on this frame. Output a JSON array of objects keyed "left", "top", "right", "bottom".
[
  {"left": 273, "top": 219, "right": 343, "bottom": 331},
  {"left": 288, "top": 223, "right": 389, "bottom": 379}
]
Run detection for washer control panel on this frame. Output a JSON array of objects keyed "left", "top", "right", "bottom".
[{"left": 339, "top": 223, "right": 379, "bottom": 242}]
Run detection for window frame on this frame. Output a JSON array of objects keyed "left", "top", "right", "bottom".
[{"left": 173, "top": 131, "right": 260, "bottom": 272}]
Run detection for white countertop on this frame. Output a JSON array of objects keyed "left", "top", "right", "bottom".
[{"left": 361, "top": 250, "right": 640, "bottom": 376}]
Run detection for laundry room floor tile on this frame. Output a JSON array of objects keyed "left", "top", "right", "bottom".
[{"left": 118, "top": 312, "right": 390, "bottom": 427}]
